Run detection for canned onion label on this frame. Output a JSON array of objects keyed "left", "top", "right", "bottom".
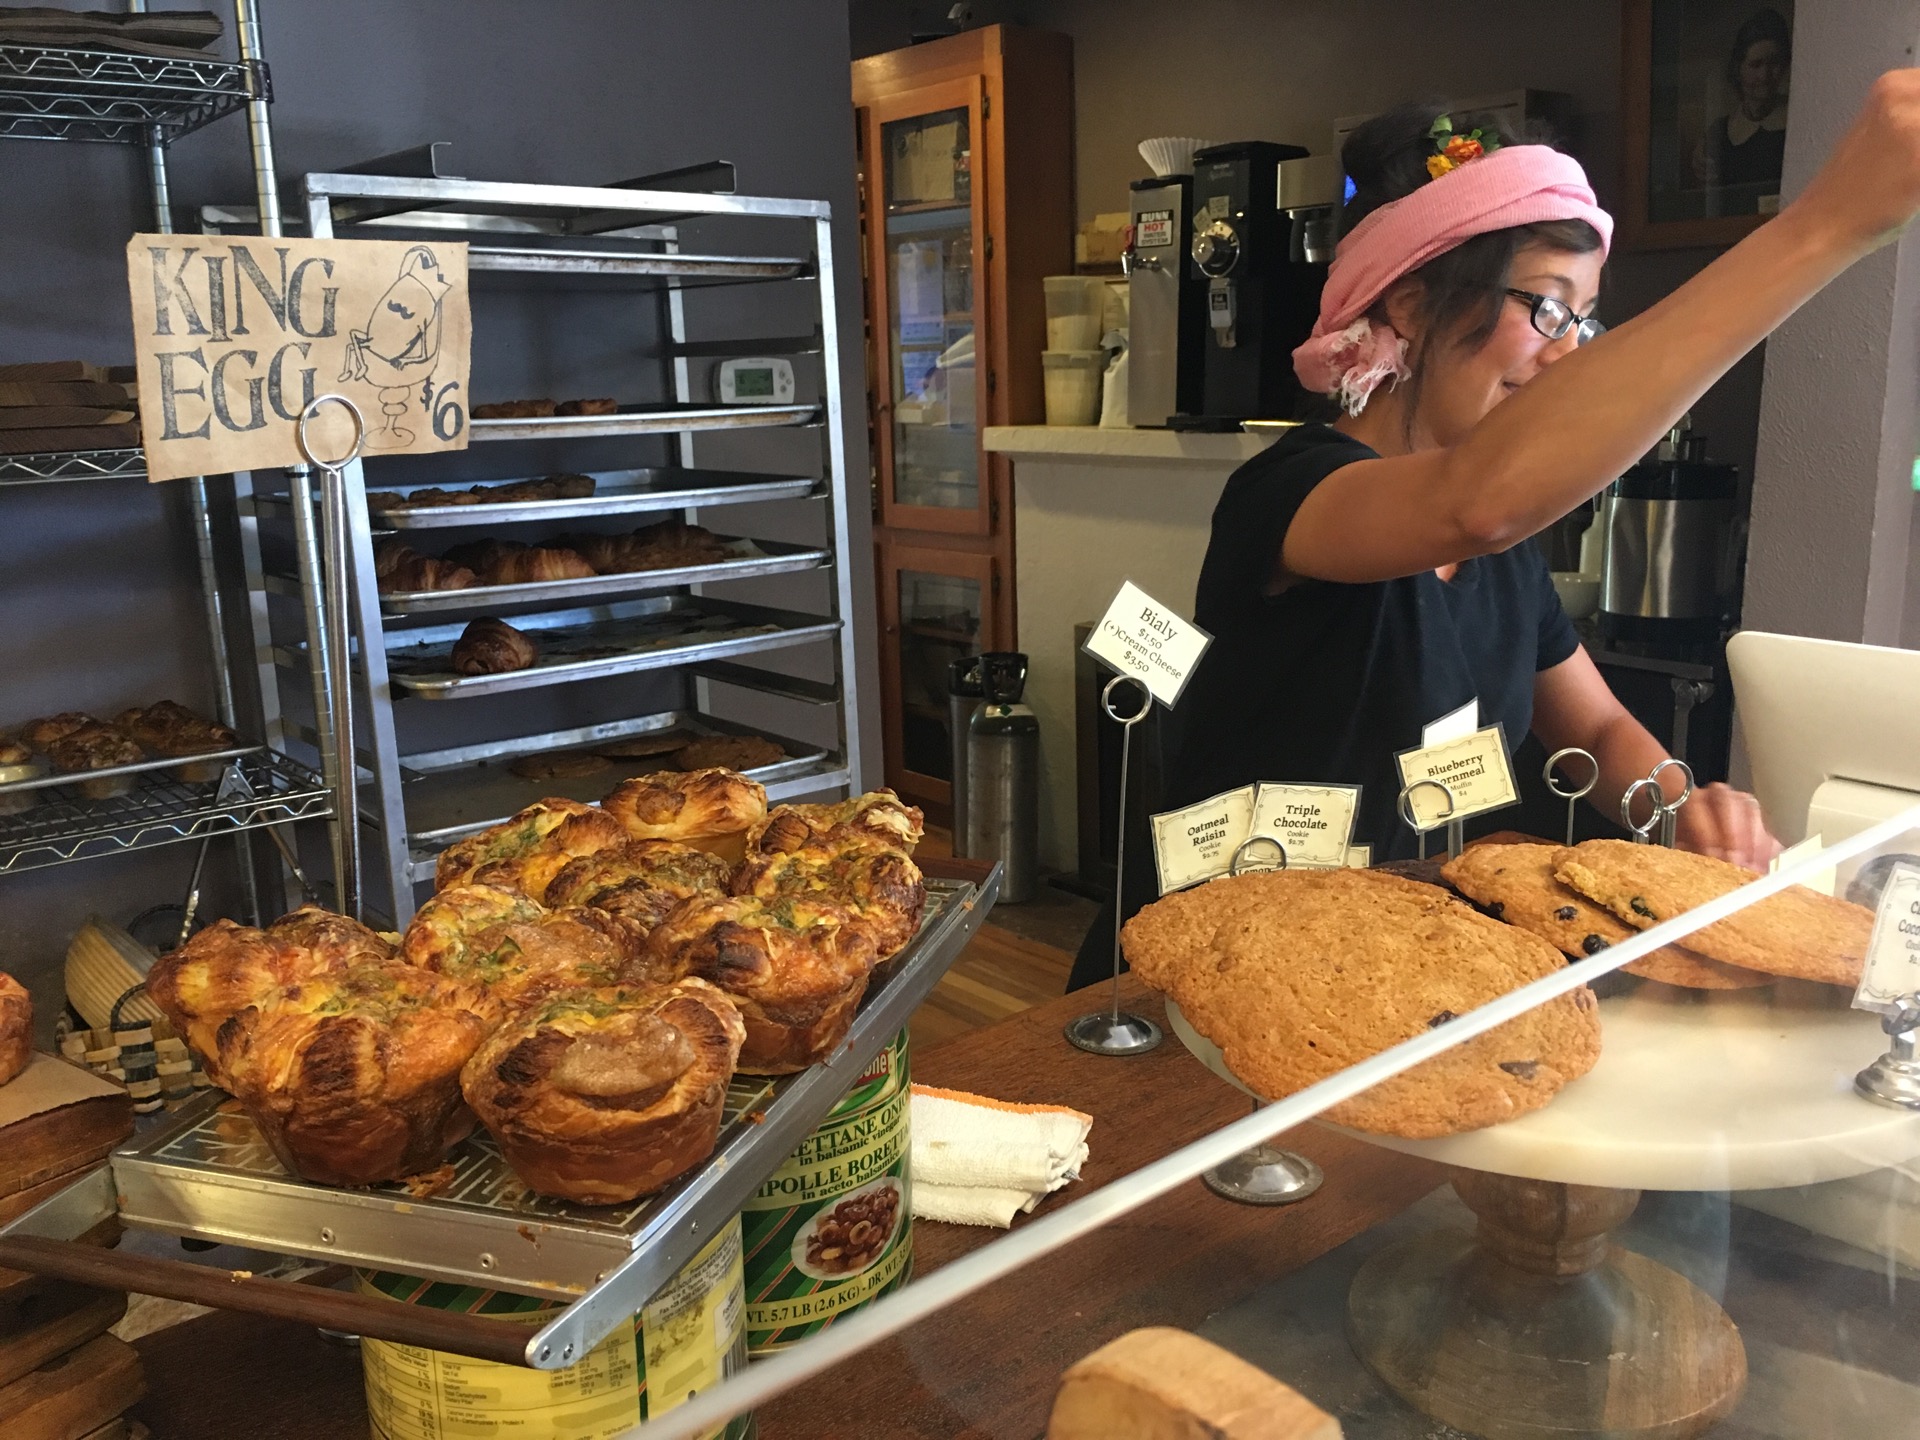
[
  {"left": 358, "top": 1218, "right": 749, "bottom": 1440},
  {"left": 743, "top": 1027, "right": 912, "bottom": 1354}
]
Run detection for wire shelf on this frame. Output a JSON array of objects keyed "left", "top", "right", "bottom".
[
  {"left": 0, "top": 750, "right": 332, "bottom": 875},
  {"left": 0, "top": 448, "right": 147, "bottom": 486},
  {"left": 0, "top": 43, "right": 266, "bottom": 145}
]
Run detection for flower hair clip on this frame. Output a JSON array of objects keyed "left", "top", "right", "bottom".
[{"left": 1425, "top": 114, "right": 1500, "bottom": 178}]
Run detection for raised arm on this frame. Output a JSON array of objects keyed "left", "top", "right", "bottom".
[{"left": 1285, "top": 70, "right": 1920, "bottom": 585}]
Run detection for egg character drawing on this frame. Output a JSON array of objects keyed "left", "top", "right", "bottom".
[{"left": 340, "top": 245, "right": 451, "bottom": 448}]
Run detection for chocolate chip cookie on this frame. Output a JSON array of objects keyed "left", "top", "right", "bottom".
[{"left": 1120, "top": 868, "right": 1601, "bottom": 1138}]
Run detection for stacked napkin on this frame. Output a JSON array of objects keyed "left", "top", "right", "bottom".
[{"left": 909, "top": 1084, "right": 1093, "bottom": 1228}]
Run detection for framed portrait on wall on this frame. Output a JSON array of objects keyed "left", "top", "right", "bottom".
[{"left": 1622, "top": 0, "right": 1793, "bottom": 249}]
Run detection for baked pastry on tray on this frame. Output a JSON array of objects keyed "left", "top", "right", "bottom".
[
  {"left": 433, "top": 797, "right": 619, "bottom": 893},
  {"left": 147, "top": 909, "right": 392, "bottom": 1085},
  {"left": 642, "top": 894, "right": 879, "bottom": 1073},
  {"left": 214, "top": 962, "right": 491, "bottom": 1187},
  {"left": 602, "top": 768, "right": 767, "bottom": 864},
  {"left": 466, "top": 809, "right": 627, "bottom": 903},
  {"left": 747, "top": 790, "right": 924, "bottom": 857},
  {"left": 450, "top": 617, "right": 538, "bottom": 676},
  {"left": 18, "top": 712, "right": 97, "bottom": 752},
  {"left": 0, "top": 971, "right": 32, "bottom": 1087},
  {"left": 1120, "top": 869, "right": 1601, "bottom": 1139},
  {"left": 732, "top": 835, "right": 926, "bottom": 961},
  {"left": 672, "top": 734, "right": 786, "bottom": 773},
  {"left": 1442, "top": 843, "right": 1770, "bottom": 990},
  {"left": 544, "top": 839, "right": 734, "bottom": 933},
  {"left": 1553, "top": 839, "right": 1872, "bottom": 986},
  {"left": 461, "top": 977, "right": 744, "bottom": 1205},
  {"left": 402, "top": 883, "right": 548, "bottom": 973}
]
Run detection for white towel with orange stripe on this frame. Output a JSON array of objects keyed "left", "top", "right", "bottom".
[{"left": 909, "top": 1084, "right": 1093, "bottom": 1228}]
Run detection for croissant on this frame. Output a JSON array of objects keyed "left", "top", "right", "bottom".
[
  {"left": 481, "top": 546, "right": 596, "bottom": 586},
  {"left": 555, "top": 397, "right": 617, "bottom": 417},
  {"left": 451, "top": 618, "right": 537, "bottom": 676},
  {"left": 373, "top": 540, "right": 421, "bottom": 580},
  {"left": 561, "top": 533, "right": 631, "bottom": 574},
  {"left": 377, "top": 554, "right": 479, "bottom": 595},
  {"left": 472, "top": 398, "right": 556, "bottom": 419},
  {"left": 441, "top": 538, "right": 526, "bottom": 574}
]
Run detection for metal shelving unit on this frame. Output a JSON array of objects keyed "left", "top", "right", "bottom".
[
  {"left": 0, "top": 41, "right": 264, "bottom": 144},
  {"left": 226, "top": 169, "right": 865, "bottom": 924},
  {"left": 2, "top": 2, "right": 335, "bottom": 918}
]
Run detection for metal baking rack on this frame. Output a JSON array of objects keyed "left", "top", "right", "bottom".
[
  {"left": 220, "top": 167, "right": 865, "bottom": 926},
  {"left": 0, "top": 748, "right": 330, "bottom": 875},
  {"left": 1, "top": 3, "right": 330, "bottom": 927},
  {"left": 0, "top": 40, "right": 264, "bottom": 144},
  {"left": 0, "top": 870, "right": 999, "bottom": 1370}
]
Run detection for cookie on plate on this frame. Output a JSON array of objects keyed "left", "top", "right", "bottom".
[
  {"left": 1120, "top": 869, "right": 1601, "bottom": 1139},
  {"left": 1443, "top": 843, "right": 1770, "bottom": 990},
  {"left": 1552, "top": 839, "right": 1871, "bottom": 987}
]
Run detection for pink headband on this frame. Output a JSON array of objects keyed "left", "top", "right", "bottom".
[{"left": 1292, "top": 144, "right": 1614, "bottom": 415}]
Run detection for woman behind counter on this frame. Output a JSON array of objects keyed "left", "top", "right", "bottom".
[{"left": 1068, "top": 71, "right": 1920, "bottom": 993}]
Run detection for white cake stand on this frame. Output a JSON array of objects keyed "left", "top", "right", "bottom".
[{"left": 1168, "top": 984, "right": 1920, "bottom": 1440}]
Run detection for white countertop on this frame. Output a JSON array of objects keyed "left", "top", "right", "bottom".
[{"left": 983, "top": 424, "right": 1287, "bottom": 467}]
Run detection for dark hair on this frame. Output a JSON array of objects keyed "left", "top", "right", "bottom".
[
  {"left": 1727, "top": 8, "right": 1791, "bottom": 87},
  {"left": 1336, "top": 100, "right": 1604, "bottom": 432}
]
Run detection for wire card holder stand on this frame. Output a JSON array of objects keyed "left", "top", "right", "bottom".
[
  {"left": 1065, "top": 675, "right": 1163, "bottom": 1057},
  {"left": 1398, "top": 778, "right": 1460, "bottom": 861},
  {"left": 1543, "top": 747, "right": 1599, "bottom": 846},
  {"left": 1622, "top": 758, "right": 1694, "bottom": 847}
]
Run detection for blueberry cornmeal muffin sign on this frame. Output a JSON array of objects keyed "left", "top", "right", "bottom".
[
  {"left": 1443, "top": 842, "right": 1771, "bottom": 990},
  {"left": 127, "top": 234, "right": 472, "bottom": 481},
  {"left": 1120, "top": 869, "right": 1601, "bottom": 1138}
]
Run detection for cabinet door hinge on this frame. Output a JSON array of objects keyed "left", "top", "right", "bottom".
[
  {"left": 991, "top": 570, "right": 1002, "bottom": 596},
  {"left": 986, "top": 369, "right": 997, "bottom": 395},
  {"left": 982, "top": 94, "right": 991, "bottom": 119},
  {"left": 984, "top": 234, "right": 994, "bottom": 261},
  {"left": 989, "top": 495, "right": 1000, "bottom": 524}
]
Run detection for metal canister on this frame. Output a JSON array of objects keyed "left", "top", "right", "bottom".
[
  {"left": 947, "top": 655, "right": 984, "bottom": 857},
  {"left": 965, "top": 651, "right": 1039, "bottom": 903}
]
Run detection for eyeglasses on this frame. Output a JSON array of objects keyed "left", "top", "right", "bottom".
[{"left": 1506, "top": 288, "right": 1606, "bottom": 345}]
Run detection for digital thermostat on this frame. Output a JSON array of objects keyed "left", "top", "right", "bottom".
[{"left": 717, "top": 357, "right": 796, "bottom": 405}]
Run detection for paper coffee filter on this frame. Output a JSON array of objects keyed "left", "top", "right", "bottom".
[{"left": 1138, "top": 137, "right": 1213, "bottom": 177}]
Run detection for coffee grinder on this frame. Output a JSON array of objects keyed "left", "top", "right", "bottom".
[
  {"left": 1183, "top": 140, "right": 1321, "bottom": 424},
  {"left": 1126, "top": 173, "right": 1208, "bottom": 427}
]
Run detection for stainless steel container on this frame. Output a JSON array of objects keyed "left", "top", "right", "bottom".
[
  {"left": 965, "top": 653, "right": 1038, "bottom": 903},
  {"left": 1599, "top": 427, "right": 1739, "bottom": 648}
]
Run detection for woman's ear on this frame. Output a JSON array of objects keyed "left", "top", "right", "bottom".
[{"left": 1381, "top": 276, "right": 1425, "bottom": 357}]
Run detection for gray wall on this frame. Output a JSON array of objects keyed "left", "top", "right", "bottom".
[
  {"left": 853, "top": 0, "right": 1766, "bottom": 493},
  {"left": 2, "top": 0, "right": 872, "bottom": 1038}
]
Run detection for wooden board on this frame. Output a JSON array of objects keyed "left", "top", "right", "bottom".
[
  {"left": 0, "top": 408, "right": 136, "bottom": 431},
  {"left": 0, "top": 362, "right": 108, "bottom": 384},
  {"left": 0, "top": 382, "right": 132, "bottom": 408},
  {"left": 0, "top": 1095, "right": 136, "bottom": 1201},
  {"left": 0, "top": 1333, "right": 143, "bottom": 1440},
  {"left": 0, "top": 1282, "right": 127, "bottom": 1389}
]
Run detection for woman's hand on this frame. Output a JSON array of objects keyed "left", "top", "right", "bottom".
[
  {"left": 1792, "top": 69, "right": 1920, "bottom": 254},
  {"left": 1674, "top": 783, "right": 1783, "bottom": 872}
]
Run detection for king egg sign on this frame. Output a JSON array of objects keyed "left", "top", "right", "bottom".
[{"left": 127, "top": 235, "right": 473, "bottom": 482}]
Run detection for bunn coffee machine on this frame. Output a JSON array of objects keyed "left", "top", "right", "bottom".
[
  {"left": 1184, "top": 140, "right": 1321, "bottom": 424},
  {"left": 1125, "top": 174, "right": 1208, "bottom": 427}
]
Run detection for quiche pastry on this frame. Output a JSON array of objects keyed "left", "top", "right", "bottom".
[
  {"left": 747, "top": 790, "right": 924, "bottom": 857},
  {"left": 732, "top": 835, "right": 926, "bottom": 961},
  {"left": 602, "top": 768, "right": 767, "bottom": 864},
  {"left": 461, "top": 978, "right": 744, "bottom": 1205},
  {"left": 433, "top": 797, "right": 615, "bottom": 893},
  {"left": 642, "top": 893, "right": 879, "bottom": 1074},
  {"left": 0, "top": 971, "right": 32, "bottom": 1087},
  {"left": 543, "top": 839, "right": 734, "bottom": 933},
  {"left": 214, "top": 962, "right": 491, "bottom": 1186}
]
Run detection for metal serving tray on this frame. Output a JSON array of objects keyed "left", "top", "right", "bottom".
[
  {"left": 468, "top": 245, "right": 810, "bottom": 290},
  {"left": 470, "top": 402, "right": 817, "bottom": 443},
  {"left": 385, "top": 596, "right": 841, "bottom": 699},
  {"left": 368, "top": 467, "right": 819, "bottom": 530},
  {"left": 105, "top": 875, "right": 995, "bottom": 1362},
  {"left": 378, "top": 537, "right": 830, "bottom": 616}
]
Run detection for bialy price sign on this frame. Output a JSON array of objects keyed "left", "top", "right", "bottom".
[
  {"left": 1081, "top": 580, "right": 1212, "bottom": 708},
  {"left": 127, "top": 234, "right": 473, "bottom": 482}
]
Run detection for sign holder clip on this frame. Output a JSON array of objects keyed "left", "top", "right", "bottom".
[
  {"left": 1856, "top": 995, "right": 1920, "bottom": 1110},
  {"left": 1543, "top": 747, "right": 1599, "bottom": 847}
]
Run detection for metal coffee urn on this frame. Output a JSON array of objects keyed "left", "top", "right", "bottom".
[
  {"left": 965, "top": 652, "right": 1038, "bottom": 902},
  {"left": 1599, "top": 416, "right": 1741, "bottom": 651},
  {"left": 946, "top": 655, "right": 984, "bottom": 858}
]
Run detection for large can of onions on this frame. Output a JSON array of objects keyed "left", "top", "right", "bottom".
[
  {"left": 357, "top": 1217, "right": 752, "bottom": 1439},
  {"left": 741, "top": 1026, "right": 913, "bottom": 1355}
]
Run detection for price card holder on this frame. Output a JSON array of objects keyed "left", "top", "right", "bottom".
[
  {"left": 1249, "top": 782, "right": 1362, "bottom": 870},
  {"left": 1394, "top": 723, "right": 1520, "bottom": 830},
  {"left": 1150, "top": 786, "right": 1256, "bottom": 895},
  {"left": 1852, "top": 860, "right": 1920, "bottom": 1110},
  {"left": 1081, "top": 579, "right": 1213, "bottom": 709}
]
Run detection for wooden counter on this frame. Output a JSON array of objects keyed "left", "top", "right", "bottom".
[{"left": 128, "top": 978, "right": 1444, "bottom": 1439}]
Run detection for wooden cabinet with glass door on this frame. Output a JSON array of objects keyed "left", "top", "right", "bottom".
[{"left": 855, "top": 24, "right": 1072, "bottom": 815}]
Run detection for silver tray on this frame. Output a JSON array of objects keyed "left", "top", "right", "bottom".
[
  {"left": 470, "top": 402, "right": 817, "bottom": 442},
  {"left": 368, "top": 467, "right": 819, "bottom": 530},
  {"left": 106, "top": 875, "right": 996, "bottom": 1353},
  {"left": 378, "top": 537, "right": 830, "bottom": 616},
  {"left": 385, "top": 596, "right": 841, "bottom": 699}
]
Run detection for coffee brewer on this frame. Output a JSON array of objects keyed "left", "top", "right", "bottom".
[
  {"left": 1126, "top": 174, "right": 1208, "bottom": 427},
  {"left": 1599, "top": 417, "right": 1743, "bottom": 651},
  {"left": 1183, "top": 140, "right": 1323, "bottom": 424}
]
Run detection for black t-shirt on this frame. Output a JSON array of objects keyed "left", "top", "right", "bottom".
[{"left": 1168, "top": 423, "right": 1580, "bottom": 860}]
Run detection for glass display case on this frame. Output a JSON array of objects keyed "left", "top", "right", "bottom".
[{"left": 876, "top": 539, "right": 995, "bottom": 806}]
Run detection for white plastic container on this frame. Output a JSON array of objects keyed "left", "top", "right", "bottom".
[
  {"left": 1043, "top": 276, "right": 1106, "bottom": 351},
  {"left": 1043, "top": 349, "right": 1104, "bottom": 426}
]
